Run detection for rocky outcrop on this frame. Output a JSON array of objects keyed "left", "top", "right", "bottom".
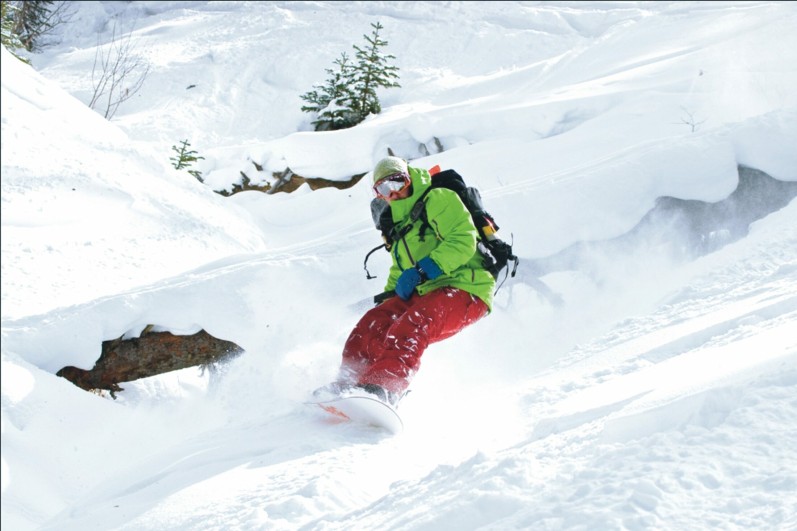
[{"left": 57, "top": 328, "right": 243, "bottom": 397}]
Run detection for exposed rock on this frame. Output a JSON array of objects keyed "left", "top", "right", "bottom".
[
  {"left": 57, "top": 328, "right": 243, "bottom": 397},
  {"left": 270, "top": 170, "right": 367, "bottom": 194},
  {"left": 216, "top": 167, "right": 366, "bottom": 196}
]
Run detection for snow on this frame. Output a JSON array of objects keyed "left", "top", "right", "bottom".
[{"left": 2, "top": 1, "right": 797, "bottom": 529}]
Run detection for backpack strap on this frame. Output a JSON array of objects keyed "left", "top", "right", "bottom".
[{"left": 410, "top": 187, "right": 434, "bottom": 242}]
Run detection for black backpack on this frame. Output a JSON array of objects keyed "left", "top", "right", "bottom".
[{"left": 365, "top": 166, "right": 519, "bottom": 287}]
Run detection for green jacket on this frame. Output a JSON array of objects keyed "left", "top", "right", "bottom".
[{"left": 384, "top": 166, "right": 495, "bottom": 310}]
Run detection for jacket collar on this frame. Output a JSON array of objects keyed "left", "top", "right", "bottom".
[{"left": 390, "top": 166, "right": 432, "bottom": 223}]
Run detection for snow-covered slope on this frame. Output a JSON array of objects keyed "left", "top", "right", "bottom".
[{"left": 2, "top": 2, "right": 796, "bottom": 529}]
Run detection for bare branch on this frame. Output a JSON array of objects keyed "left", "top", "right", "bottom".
[
  {"left": 88, "top": 19, "right": 150, "bottom": 120},
  {"left": 676, "top": 106, "right": 708, "bottom": 133}
]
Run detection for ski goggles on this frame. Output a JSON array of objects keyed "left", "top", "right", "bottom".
[{"left": 373, "top": 172, "right": 411, "bottom": 198}]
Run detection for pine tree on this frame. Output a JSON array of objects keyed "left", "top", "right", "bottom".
[
  {"left": 300, "top": 21, "right": 400, "bottom": 131},
  {"left": 8, "top": 0, "right": 73, "bottom": 52},
  {"left": 349, "top": 21, "right": 400, "bottom": 121},
  {"left": 1, "top": 1, "right": 28, "bottom": 62},
  {"left": 170, "top": 140, "right": 205, "bottom": 183},
  {"left": 300, "top": 52, "right": 358, "bottom": 131},
  {"left": 12, "top": 0, "right": 53, "bottom": 51}
]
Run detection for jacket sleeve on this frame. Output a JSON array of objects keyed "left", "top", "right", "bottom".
[
  {"left": 424, "top": 189, "right": 478, "bottom": 274},
  {"left": 384, "top": 261, "right": 401, "bottom": 292}
]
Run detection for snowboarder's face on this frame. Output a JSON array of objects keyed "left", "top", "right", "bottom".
[{"left": 373, "top": 172, "right": 411, "bottom": 202}]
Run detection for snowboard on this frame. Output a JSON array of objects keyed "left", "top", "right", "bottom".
[{"left": 308, "top": 394, "right": 404, "bottom": 434}]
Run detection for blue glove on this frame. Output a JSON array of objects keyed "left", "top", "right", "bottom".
[
  {"left": 395, "top": 257, "right": 444, "bottom": 301},
  {"left": 416, "top": 256, "right": 443, "bottom": 281},
  {"left": 395, "top": 267, "right": 422, "bottom": 300}
]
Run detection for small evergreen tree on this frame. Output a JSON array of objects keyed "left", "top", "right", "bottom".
[
  {"left": 349, "top": 21, "right": 401, "bottom": 120},
  {"left": 300, "top": 21, "right": 400, "bottom": 131},
  {"left": 300, "top": 52, "right": 358, "bottom": 131},
  {"left": 170, "top": 140, "right": 205, "bottom": 183},
  {"left": 1, "top": 1, "right": 28, "bottom": 63}
]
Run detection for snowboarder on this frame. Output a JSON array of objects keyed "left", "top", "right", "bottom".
[{"left": 316, "top": 156, "right": 495, "bottom": 406}]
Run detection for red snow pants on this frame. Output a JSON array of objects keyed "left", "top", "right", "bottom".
[{"left": 340, "top": 287, "right": 489, "bottom": 394}]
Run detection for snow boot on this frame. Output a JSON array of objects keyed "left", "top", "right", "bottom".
[
  {"left": 312, "top": 380, "right": 351, "bottom": 400},
  {"left": 354, "top": 383, "right": 402, "bottom": 408}
]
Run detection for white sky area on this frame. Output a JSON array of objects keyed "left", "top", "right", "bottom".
[{"left": 2, "top": 2, "right": 796, "bottom": 529}]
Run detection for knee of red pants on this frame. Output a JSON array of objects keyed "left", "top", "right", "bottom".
[
  {"left": 340, "top": 296, "right": 409, "bottom": 382},
  {"left": 343, "top": 288, "right": 487, "bottom": 394}
]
